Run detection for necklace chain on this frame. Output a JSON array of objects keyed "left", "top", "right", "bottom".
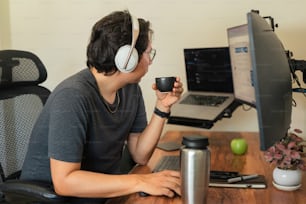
[{"left": 103, "top": 92, "right": 120, "bottom": 114}]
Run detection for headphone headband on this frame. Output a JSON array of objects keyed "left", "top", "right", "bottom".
[{"left": 122, "top": 14, "right": 139, "bottom": 70}]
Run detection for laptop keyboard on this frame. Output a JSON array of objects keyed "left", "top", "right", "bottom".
[
  {"left": 180, "top": 94, "right": 228, "bottom": 107},
  {"left": 153, "top": 155, "right": 180, "bottom": 172}
]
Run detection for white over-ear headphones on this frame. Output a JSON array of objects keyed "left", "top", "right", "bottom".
[{"left": 114, "top": 14, "right": 139, "bottom": 73}]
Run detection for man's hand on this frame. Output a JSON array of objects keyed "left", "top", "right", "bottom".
[
  {"left": 152, "top": 77, "right": 184, "bottom": 110},
  {"left": 139, "top": 170, "right": 181, "bottom": 197}
]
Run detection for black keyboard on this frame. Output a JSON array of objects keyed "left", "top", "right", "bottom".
[
  {"left": 153, "top": 155, "right": 239, "bottom": 179},
  {"left": 180, "top": 94, "right": 228, "bottom": 107}
]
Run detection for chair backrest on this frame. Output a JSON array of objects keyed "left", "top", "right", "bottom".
[{"left": 0, "top": 50, "right": 50, "bottom": 181}]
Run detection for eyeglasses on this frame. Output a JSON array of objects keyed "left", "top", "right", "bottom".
[{"left": 145, "top": 48, "right": 156, "bottom": 62}]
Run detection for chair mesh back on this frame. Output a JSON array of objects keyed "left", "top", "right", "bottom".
[
  {"left": 0, "top": 50, "right": 47, "bottom": 87},
  {"left": 0, "top": 94, "right": 43, "bottom": 178},
  {"left": 0, "top": 50, "right": 50, "bottom": 181},
  {"left": 8, "top": 58, "right": 39, "bottom": 82}
]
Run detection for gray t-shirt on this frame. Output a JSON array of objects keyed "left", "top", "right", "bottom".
[{"left": 21, "top": 69, "right": 147, "bottom": 184}]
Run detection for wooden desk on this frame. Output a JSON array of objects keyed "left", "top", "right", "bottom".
[{"left": 106, "top": 131, "right": 306, "bottom": 204}]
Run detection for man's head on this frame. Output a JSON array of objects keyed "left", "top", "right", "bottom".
[{"left": 86, "top": 10, "right": 152, "bottom": 75}]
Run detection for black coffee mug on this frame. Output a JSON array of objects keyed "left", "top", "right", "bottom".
[{"left": 155, "top": 77, "right": 176, "bottom": 92}]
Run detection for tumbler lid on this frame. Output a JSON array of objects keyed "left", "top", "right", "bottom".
[{"left": 182, "top": 135, "right": 209, "bottom": 149}]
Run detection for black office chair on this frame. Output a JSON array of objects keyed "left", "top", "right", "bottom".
[
  {"left": 0, "top": 50, "right": 67, "bottom": 203},
  {"left": 0, "top": 50, "right": 137, "bottom": 204}
]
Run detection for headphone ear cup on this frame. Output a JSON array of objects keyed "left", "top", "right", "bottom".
[{"left": 115, "top": 45, "right": 139, "bottom": 73}]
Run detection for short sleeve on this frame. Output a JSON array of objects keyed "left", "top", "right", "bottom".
[
  {"left": 129, "top": 86, "right": 147, "bottom": 133},
  {"left": 48, "top": 89, "right": 88, "bottom": 162}
]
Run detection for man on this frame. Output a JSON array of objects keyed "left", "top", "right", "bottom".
[{"left": 21, "top": 10, "right": 183, "bottom": 203}]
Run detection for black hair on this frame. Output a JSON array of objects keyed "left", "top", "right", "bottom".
[{"left": 86, "top": 10, "right": 152, "bottom": 75}]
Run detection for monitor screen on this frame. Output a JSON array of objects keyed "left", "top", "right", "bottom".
[
  {"left": 227, "top": 24, "right": 255, "bottom": 106},
  {"left": 228, "top": 11, "right": 292, "bottom": 150}
]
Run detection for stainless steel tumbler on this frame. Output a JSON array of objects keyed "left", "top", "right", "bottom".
[{"left": 181, "top": 135, "right": 210, "bottom": 204}]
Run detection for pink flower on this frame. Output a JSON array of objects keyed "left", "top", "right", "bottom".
[
  {"left": 291, "top": 151, "right": 301, "bottom": 160},
  {"left": 264, "top": 129, "right": 305, "bottom": 171},
  {"left": 288, "top": 141, "right": 297, "bottom": 149}
]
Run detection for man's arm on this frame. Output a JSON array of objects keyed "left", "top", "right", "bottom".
[
  {"left": 127, "top": 77, "right": 183, "bottom": 165},
  {"left": 50, "top": 158, "right": 180, "bottom": 198},
  {"left": 127, "top": 109, "right": 168, "bottom": 165}
]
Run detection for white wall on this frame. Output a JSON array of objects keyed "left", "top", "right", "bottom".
[
  {"left": 1, "top": 0, "right": 306, "bottom": 136},
  {"left": 0, "top": 0, "right": 10, "bottom": 49}
]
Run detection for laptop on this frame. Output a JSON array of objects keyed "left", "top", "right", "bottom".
[{"left": 170, "top": 47, "right": 234, "bottom": 121}]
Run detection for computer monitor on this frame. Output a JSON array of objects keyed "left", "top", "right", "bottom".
[
  {"left": 228, "top": 10, "right": 292, "bottom": 150},
  {"left": 227, "top": 24, "right": 255, "bottom": 106}
]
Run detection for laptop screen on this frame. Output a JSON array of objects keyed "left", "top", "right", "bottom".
[{"left": 184, "top": 47, "right": 233, "bottom": 93}]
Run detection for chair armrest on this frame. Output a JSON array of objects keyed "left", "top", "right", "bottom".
[{"left": 0, "top": 180, "right": 68, "bottom": 203}]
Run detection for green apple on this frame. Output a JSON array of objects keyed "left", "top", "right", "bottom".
[{"left": 230, "top": 138, "right": 248, "bottom": 155}]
